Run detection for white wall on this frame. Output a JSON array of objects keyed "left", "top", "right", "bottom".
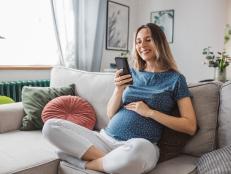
[
  {"left": 226, "top": 0, "right": 231, "bottom": 79},
  {"left": 101, "top": 0, "right": 230, "bottom": 82},
  {"left": 134, "top": 0, "right": 228, "bottom": 82},
  {"left": 100, "top": 0, "right": 138, "bottom": 72}
]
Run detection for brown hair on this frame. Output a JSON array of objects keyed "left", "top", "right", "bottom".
[{"left": 132, "top": 23, "right": 178, "bottom": 72}]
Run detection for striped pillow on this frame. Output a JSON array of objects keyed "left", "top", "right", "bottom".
[{"left": 196, "top": 145, "right": 231, "bottom": 174}]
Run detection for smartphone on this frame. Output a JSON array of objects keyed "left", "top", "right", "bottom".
[{"left": 115, "top": 57, "right": 133, "bottom": 84}]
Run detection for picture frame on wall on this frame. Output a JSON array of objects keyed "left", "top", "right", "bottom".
[
  {"left": 106, "top": 1, "right": 129, "bottom": 51},
  {"left": 150, "top": 9, "right": 174, "bottom": 43}
]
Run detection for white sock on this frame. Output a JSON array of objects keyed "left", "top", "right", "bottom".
[{"left": 56, "top": 150, "right": 86, "bottom": 169}]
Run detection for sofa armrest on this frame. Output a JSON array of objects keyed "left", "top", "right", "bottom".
[{"left": 0, "top": 102, "right": 25, "bottom": 133}]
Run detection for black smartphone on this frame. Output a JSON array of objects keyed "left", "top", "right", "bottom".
[
  {"left": 115, "top": 57, "right": 133, "bottom": 84},
  {"left": 115, "top": 57, "right": 131, "bottom": 75}
]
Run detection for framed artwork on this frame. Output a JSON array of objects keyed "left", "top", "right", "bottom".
[
  {"left": 150, "top": 9, "right": 174, "bottom": 43},
  {"left": 106, "top": 1, "right": 129, "bottom": 51}
]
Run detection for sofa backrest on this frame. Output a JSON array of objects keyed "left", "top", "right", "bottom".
[
  {"left": 50, "top": 66, "right": 230, "bottom": 157},
  {"left": 50, "top": 66, "right": 114, "bottom": 130},
  {"left": 218, "top": 81, "right": 231, "bottom": 148}
]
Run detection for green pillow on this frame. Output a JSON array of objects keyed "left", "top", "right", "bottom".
[
  {"left": 0, "top": 96, "right": 15, "bottom": 104},
  {"left": 20, "top": 84, "right": 75, "bottom": 130}
]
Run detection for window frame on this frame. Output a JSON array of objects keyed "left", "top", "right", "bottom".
[{"left": 0, "top": 65, "right": 52, "bottom": 70}]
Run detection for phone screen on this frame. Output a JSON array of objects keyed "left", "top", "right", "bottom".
[
  {"left": 115, "top": 57, "right": 131, "bottom": 76},
  {"left": 115, "top": 57, "right": 133, "bottom": 85}
]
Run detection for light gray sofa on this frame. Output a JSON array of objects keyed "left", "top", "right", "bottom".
[{"left": 0, "top": 66, "right": 231, "bottom": 174}]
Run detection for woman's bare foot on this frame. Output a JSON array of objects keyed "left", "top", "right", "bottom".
[
  {"left": 85, "top": 158, "right": 104, "bottom": 171},
  {"left": 82, "top": 145, "right": 106, "bottom": 161}
]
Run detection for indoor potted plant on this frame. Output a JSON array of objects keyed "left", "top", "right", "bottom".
[
  {"left": 202, "top": 24, "right": 231, "bottom": 82},
  {"left": 202, "top": 47, "right": 230, "bottom": 82}
]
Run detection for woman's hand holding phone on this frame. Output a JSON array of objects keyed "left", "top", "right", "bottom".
[
  {"left": 114, "top": 69, "right": 133, "bottom": 90},
  {"left": 114, "top": 57, "right": 133, "bottom": 87}
]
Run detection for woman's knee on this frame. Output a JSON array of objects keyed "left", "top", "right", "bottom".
[
  {"left": 125, "top": 138, "right": 159, "bottom": 171},
  {"left": 126, "top": 138, "right": 156, "bottom": 154},
  {"left": 42, "top": 118, "right": 63, "bottom": 140},
  {"left": 102, "top": 139, "right": 158, "bottom": 174}
]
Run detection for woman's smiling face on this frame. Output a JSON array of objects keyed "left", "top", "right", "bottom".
[{"left": 135, "top": 28, "right": 157, "bottom": 62}]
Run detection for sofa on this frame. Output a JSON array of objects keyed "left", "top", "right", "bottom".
[{"left": 0, "top": 66, "right": 231, "bottom": 174}]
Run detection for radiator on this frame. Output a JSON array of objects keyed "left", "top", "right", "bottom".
[{"left": 0, "top": 80, "right": 50, "bottom": 102}]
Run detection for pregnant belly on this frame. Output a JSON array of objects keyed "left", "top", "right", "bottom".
[{"left": 105, "top": 108, "right": 163, "bottom": 142}]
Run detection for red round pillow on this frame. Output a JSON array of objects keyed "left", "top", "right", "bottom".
[{"left": 42, "top": 95, "right": 96, "bottom": 130}]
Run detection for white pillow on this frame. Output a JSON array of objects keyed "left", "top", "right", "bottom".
[{"left": 50, "top": 66, "right": 115, "bottom": 130}]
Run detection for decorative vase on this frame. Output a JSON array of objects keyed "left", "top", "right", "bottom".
[{"left": 214, "top": 68, "right": 226, "bottom": 82}]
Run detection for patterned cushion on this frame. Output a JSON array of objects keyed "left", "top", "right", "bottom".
[
  {"left": 21, "top": 84, "right": 75, "bottom": 130},
  {"left": 158, "top": 108, "right": 191, "bottom": 162},
  {"left": 196, "top": 145, "right": 231, "bottom": 174},
  {"left": 42, "top": 95, "right": 96, "bottom": 130}
]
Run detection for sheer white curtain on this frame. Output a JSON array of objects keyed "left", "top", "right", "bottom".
[{"left": 50, "top": 0, "right": 107, "bottom": 71}]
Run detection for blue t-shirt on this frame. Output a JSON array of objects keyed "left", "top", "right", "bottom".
[{"left": 105, "top": 68, "right": 190, "bottom": 143}]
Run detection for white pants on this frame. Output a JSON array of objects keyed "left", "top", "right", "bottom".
[{"left": 42, "top": 119, "right": 159, "bottom": 174}]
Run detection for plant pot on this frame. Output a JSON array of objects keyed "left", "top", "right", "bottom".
[{"left": 214, "top": 68, "right": 226, "bottom": 82}]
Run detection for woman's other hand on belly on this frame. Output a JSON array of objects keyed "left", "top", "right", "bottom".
[{"left": 124, "top": 101, "right": 153, "bottom": 118}]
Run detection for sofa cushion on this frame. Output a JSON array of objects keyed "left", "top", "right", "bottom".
[
  {"left": 50, "top": 66, "right": 114, "bottom": 130},
  {"left": 21, "top": 84, "right": 75, "bottom": 130},
  {"left": 149, "top": 155, "right": 197, "bottom": 174},
  {"left": 183, "top": 82, "right": 222, "bottom": 156},
  {"left": 42, "top": 96, "right": 96, "bottom": 130},
  {"left": 158, "top": 108, "right": 191, "bottom": 162},
  {"left": 0, "top": 102, "right": 25, "bottom": 133},
  {"left": 158, "top": 127, "right": 190, "bottom": 163},
  {"left": 59, "top": 155, "right": 197, "bottom": 174},
  {"left": 218, "top": 81, "right": 231, "bottom": 148},
  {"left": 0, "top": 130, "right": 59, "bottom": 174},
  {"left": 59, "top": 161, "right": 104, "bottom": 174},
  {"left": 16, "top": 161, "right": 58, "bottom": 174},
  {"left": 0, "top": 96, "right": 15, "bottom": 104},
  {"left": 196, "top": 145, "right": 231, "bottom": 174},
  {"left": 158, "top": 82, "right": 222, "bottom": 160}
]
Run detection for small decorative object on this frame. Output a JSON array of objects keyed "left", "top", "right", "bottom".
[
  {"left": 109, "top": 63, "right": 116, "bottom": 69},
  {"left": 150, "top": 9, "right": 174, "bottom": 43},
  {"left": 106, "top": 51, "right": 130, "bottom": 73},
  {"left": 120, "top": 51, "right": 131, "bottom": 64},
  {"left": 120, "top": 51, "right": 129, "bottom": 58},
  {"left": 202, "top": 47, "right": 230, "bottom": 82},
  {"left": 106, "top": 1, "right": 129, "bottom": 51}
]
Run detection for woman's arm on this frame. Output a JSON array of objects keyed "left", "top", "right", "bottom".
[
  {"left": 150, "top": 97, "right": 197, "bottom": 135},
  {"left": 107, "top": 69, "right": 133, "bottom": 119},
  {"left": 106, "top": 87, "right": 123, "bottom": 119},
  {"left": 124, "top": 97, "right": 197, "bottom": 135}
]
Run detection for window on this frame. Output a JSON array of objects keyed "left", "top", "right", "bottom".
[{"left": 0, "top": 0, "right": 59, "bottom": 66}]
